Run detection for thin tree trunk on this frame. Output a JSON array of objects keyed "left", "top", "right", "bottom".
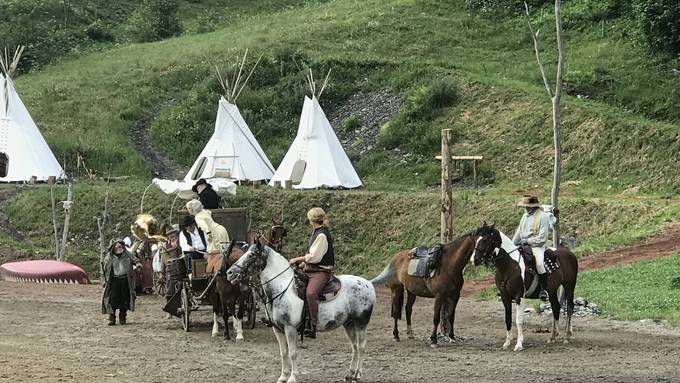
[
  {"left": 58, "top": 184, "right": 72, "bottom": 262},
  {"left": 551, "top": 0, "right": 565, "bottom": 246},
  {"left": 50, "top": 185, "right": 60, "bottom": 259}
]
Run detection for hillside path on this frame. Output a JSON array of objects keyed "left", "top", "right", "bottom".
[
  {"left": 128, "top": 109, "right": 183, "bottom": 179},
  {"left": 463, "top": 224, "right": 680, "bottom": 296}
]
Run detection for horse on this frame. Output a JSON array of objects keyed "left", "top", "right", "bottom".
[
  {"left": 247, "top": 219, "right": 287, "bottom": 253},
  {"left": 207, "top": 243, "right": 249, "bottom": 340},
  {"left": 226, "top": 242, "right": 375, "bottom": 383},
  {"left": 471, "top": 225, "right": 578, "bottom": 350},
  {"left": 370, "top": 226, "right": 488, "bottom": 345}
]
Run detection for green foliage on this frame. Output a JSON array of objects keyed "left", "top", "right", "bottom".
[
  {"left": 465, "top": 0, "right": 551, "bottom": 15},
  {"left": 577, "top": 254, "right": 680, "bottom": 326},
  {"left": 126, "top": 0, "right": 182, "bottom": 42},
  {"left": 379, "top": 78, "right": 459, "bottom": 154},
  {"left": 342, "top": 115, "right": 361, "bottom": 132},
  {"left": 5, "top": 184, "right": 677, "bottom": 278},
  {"left": 637, "top": 0, "right": 680, "bottom": 55}
]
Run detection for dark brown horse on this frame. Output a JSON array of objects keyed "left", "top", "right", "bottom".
[
  {"left": 247, "top": 219, "right": 287, "bottom": 253},
  {"left": 208, "top": 243, "right": 248, "bottom": 340},
  {"left": 472, "top": 225, "right": 578, "bottom": 350},
  {"left": 371, "top": 228, "right": 487, "bottom": 345}
]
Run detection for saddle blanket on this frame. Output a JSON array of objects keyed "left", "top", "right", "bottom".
[{"left": 406, "top": 245, "right": 442, "bottom": 278}]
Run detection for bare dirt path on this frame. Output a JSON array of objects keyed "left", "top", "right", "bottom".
[
  {"left": 0, "top": 281, "right": 678, "bottom": 383},
  {"left": 128, "top": 110, "right": 183, "bottom": 179},
  {"left": 463, "top": 224, "right": 680, "bottom": 296}
]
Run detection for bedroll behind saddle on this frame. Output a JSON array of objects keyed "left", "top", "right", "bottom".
[{"left": 519, "top": 246, "right": 560, "bottom": 275}]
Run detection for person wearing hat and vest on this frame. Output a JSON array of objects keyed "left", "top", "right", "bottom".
[
  {"left": 192, "top": 178, "right": 221, "bottom": 209},
  {"left": 159, "top": 224, "right": 181, "bottom": 315},
  {"left": 101, "top": 238, "right": 141, "bottom": 325},
  {"left": 179, "top": 215, "right": 207, "bottom": 274},
  {"left": 288, "top": 207, "right": 335, "bottom": 339},
  {"left": 512, "top": 195, "right": 551, "bottom": 300}
]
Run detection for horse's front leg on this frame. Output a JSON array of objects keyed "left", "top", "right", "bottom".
[
  {"left": 501, "top": 296, "right": 513, "bottom": 350},
  {"left": 211, "top": 312, "right": 221, "bottom": 338},
  {"left": 273, "top": 327, "right": 291, "bottom": 383},
  {"left": 284, "top": 325, "right": 299, "bottom": 383},
  {"left": 514, "top": 299, "right": 525, "bottom": 351},
  {"left": 405, "top": 291, "right": 416, "bottom": 339},
  {"left": 233, "top": 304, "right": 244, "bottom": 341},
  {"left": 222, "top": 306, "right": 232, "bottom": 340},
  {"left": 447, "top": 292, "right": 461, "bottom": 341},
  {"left": 430, "top": 296, "right": 443, "bottom": 346}
]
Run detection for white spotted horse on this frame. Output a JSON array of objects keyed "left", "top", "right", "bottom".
[{"left": 227, "top": 242, "right": 376, "bottom": 383}]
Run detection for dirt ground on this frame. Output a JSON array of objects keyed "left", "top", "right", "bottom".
[{"left": 0, "top": 281, "right": 679, "bottom": 383}]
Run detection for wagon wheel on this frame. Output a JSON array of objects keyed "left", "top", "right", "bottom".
[
  {"left": 153, "top": 272, "right": 166, "bottom": 297},
  {"left": 181, "top": 283, "right": 191, "bottom": 332},
  {"left": 245, "top": 288, "right": 257, "bottom": 329}
]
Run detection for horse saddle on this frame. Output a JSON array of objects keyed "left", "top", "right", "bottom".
[
  {"left": 293, "top": 268, "right": 342, "bottom": 302},
  {"left": 519, "top": 246, "right": 560, "bottom": 275},
  {"left": 407, "top": 245, "right": 443, "bottom": 278}
]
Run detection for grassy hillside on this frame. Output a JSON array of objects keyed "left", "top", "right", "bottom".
[
  {"left": 8, "top": 0, "right": 680, "bottom": 193},
  {"left": 4, "top": 183, "right": 679, "bottom": 277}
]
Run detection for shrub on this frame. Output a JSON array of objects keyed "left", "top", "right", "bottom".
[
  {"left": 126, "top": 0, "right": 182, "bottom": 42},
  {"left": 638, "top": 0, "right": 680, "bottom": 55},
  {"left": 342, "top": 115, "right": 361, "bottom": 131}
]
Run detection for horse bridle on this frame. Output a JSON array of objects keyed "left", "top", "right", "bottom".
[{"left": 232, "top": 244, "right": 294, "bottom": 304}]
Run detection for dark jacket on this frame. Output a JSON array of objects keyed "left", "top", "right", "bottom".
[{"left": 198, "top": 186, "right": 220, "bottom": 209}]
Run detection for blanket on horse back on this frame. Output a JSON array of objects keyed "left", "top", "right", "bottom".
[
  {"left": 517, "top": 246, "right": 560, "bottom": 276},
  {"left": 406, "top": 244, "right": 443, "bottom": 278}
]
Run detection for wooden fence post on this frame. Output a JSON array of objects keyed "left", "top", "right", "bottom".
[{"left": 441, "top": 129, "right": 453, "bottom": 244}]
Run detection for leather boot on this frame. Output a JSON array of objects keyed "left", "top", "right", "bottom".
[
  {"left": 538, "top": 273, "right": 549, "bottom": 301},
  {"left": 108, "top": 314, "right": 116, "bottom": 326},
  {"left": 119, "top": 310, "right": 127, "bottom": 325},
  {"left": 304, "top": 322, "right": 317, "bottom": 339}
]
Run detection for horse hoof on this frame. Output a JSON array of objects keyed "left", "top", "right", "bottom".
[
  {"left": 392, "top": 337, "right": 400, "bottom": 342},
  {"left": 430, "top": 343, "right": 438, "bottom": 348},
  {"left": 235, "top": 337, "right": 244, "bottom": 342},
  {"left": 513, "top": 344, "right": 524, "bottom": 352},
  {"left": 563, "top": 339, "right": 570, "bottom": 344}
]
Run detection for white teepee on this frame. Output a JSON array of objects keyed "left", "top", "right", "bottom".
[
  {"left": 0, "top": 47, "right": 63, "bottom": 182},
  {"left": 269, "top": 70, "right": 362, "bottom": 189},
  {"left": 184, "top": 96, "right": 274, "bottom": 182},
  {"left": 184, "top": 50, "right": 273, "bottom": 183}
]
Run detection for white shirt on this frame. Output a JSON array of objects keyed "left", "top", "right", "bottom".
[
  {"left": 304, "top": 233, "right": 328, "bottom": 264},
  {"left": 180, "top": 228, "right": 206, "bottom": 253}
]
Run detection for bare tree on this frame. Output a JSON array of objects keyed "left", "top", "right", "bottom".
[{"left": 524, "top": 0, "right": 565, "bottom": 246}]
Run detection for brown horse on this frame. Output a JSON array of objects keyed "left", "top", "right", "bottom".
[
  {"left": 472, "top": 225, "right": 578, "bottom": 350},
  {"left": 208, "top": 242, "right": 249, "bottom": 340},
  {"left": 371, "top": 228, "right": 487, "bottom": 345},
  {"left": 247, "top": 219, "right": 287, "bottom": 253}
]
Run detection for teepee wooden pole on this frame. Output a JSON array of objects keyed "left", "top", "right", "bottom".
[
  {"left": 318, "top": 69, "right": 332, "bottom": 99},
  {"left": 234, "top": 53, "right": 263, "bottom": 102},
  {"left": 232, "top": 49, "right": 248, "bottom": 100}
]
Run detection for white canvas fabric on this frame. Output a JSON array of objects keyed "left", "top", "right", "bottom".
[
  {"left": 184, "top": 97, "right": 274, "bottom": 182},
  {"left": 0, "top": 73, "right": 63, "bottom": 182},
  {"left": 269, "top": 96, "right": 362, "bottom": 189},
  {"left": 152, "top": 178, "right": 237, "bottom": 199}
]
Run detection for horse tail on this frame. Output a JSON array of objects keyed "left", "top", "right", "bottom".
[{"left": 370, "top": 262, "right": 395, "bottom": 286}]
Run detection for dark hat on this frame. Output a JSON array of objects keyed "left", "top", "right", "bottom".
[
  {"left": 108, "top": 238, "right": 125, "bottom": 251},
  {"left": 192, "top": 178, "right": 209, "bottom": 193},
  {"left": 183, "top": 215, "right": 196, "bottom": 226}
]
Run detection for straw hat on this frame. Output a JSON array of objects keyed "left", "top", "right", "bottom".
[{"left": 517, "top": 195, "right": 541, "bottom": 208}]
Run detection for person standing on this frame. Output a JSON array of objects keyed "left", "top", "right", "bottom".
[
  {"left": 101, "top": 238, "right": 141, "bottom": 325},
  {"left": 288, "top": 207, "right": 334, "bottom": 339},
  {"left": 192, "top": 178, "right": 220, "bottom": 209}
]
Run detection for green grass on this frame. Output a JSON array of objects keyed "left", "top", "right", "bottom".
[
  {"left": 5, "top": 183, "right": 678, "bottom": 277},
  {"left": 5, "top": 0, "right": 678, "bottom": 194},
  {"left": 576, "top": 254, "right": 680, "bottom": 326}
]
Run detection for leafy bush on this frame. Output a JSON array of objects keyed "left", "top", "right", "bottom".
[
  {"left": 379, "top": 79, "right": 459, "bottom": 153},
  {"left": 466, "top": 0, "right": 551, "bottom": 14},
  {"left": 342, "top": 115, "right": 361, "bottom": 131},
  {"left": 637, "top": 0, "right": 680, "bottom": 55},
  {"left": 126, "top": 0, "right": 182, "bottom": 42}
]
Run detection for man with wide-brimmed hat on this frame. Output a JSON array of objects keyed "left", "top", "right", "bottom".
[
  {"left": 159, "top": 224, "right": 181, "bottom": 313},
  {"left": 179, "top": 214, "right": 207, "bottom": 274},
  {"left": 512, "top": 195, "right": 551, "bottom": 300},
  {"left": 101, "top": 238, "right": 141, "bottom": 325},
  {"left": 192, "top": 178, "right": 220, "bottom": 209}
]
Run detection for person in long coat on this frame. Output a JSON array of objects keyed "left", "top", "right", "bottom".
[{"left": 101, "top": 238, "right": 141, "bottom": 325}]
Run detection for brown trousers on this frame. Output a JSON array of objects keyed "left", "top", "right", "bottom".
[{"left": 305, "top": 270, "right": 331, "bottom": 325}]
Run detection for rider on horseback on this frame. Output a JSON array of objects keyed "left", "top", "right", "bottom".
[
  {"left": 288, "top": 207, "right": 334, "bottom": 339},
  {"left": 512, "top": 195, "right": 551, "bottom": 301}
]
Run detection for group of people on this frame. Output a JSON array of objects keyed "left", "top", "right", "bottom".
[{"left": 101, "top": 180, "right": 552, "bottom": 338}]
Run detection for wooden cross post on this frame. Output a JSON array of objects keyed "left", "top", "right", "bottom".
[{"left": 441, "top": 129, "right": 453, "bottom": 244}]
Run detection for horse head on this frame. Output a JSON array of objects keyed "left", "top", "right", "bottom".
[
  {"left": 226, "top": 241, "right": 268, "bottom": 283},
  {"left": 472, "top": 222, "right": 502, "bottom": 266}
]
